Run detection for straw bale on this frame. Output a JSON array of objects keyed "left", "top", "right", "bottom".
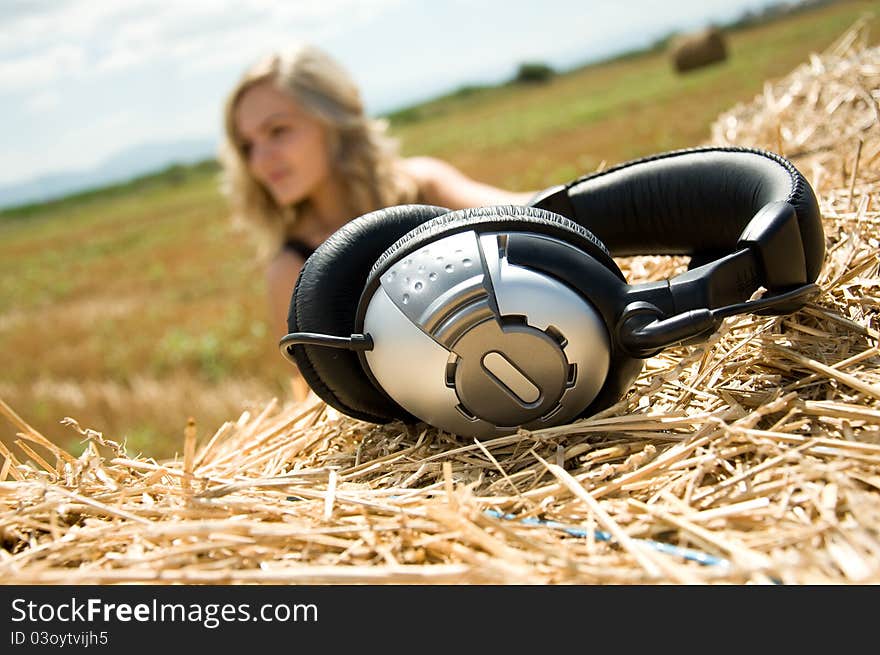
[
  {"left": 670, "top": 27, "right": 728, "bottom": 74},
  {"left": 2, "top": 17, "right": 880, "bottom": 585}
]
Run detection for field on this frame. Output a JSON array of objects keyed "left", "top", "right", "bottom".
[{"left": 1, "top": 0, "right": 877, "bottom": 459}]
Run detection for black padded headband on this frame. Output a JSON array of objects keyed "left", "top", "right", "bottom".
[{"left": 531, "top": 146, "right": 825, "bottom": 303}]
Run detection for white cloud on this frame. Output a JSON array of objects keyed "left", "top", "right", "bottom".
[
  {"left": 24, "top": 90, "right": 61, "bottom": 112},
  {"left": 0, "top": 44, "right": 86, "bottom": 92},
  {"left": 1, "top": 1, "right": 149, "bottom": 55},
  {"left": 1, "top": 0, "right": 404, "bottom": 88}
]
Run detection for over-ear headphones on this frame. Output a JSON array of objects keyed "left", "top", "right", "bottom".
[{"left": 279, "top": 146, "right": 825, "bottom": 438}]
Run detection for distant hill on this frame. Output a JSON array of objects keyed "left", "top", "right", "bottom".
[{"left": 0, "top": 137, "right": 218, "bottom": 209}]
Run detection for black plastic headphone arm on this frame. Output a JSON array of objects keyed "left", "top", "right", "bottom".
[
  {"left": 624, "top": 246, "right": 760, "bottom": 315},
  {"left": 615, "top": 301, "right": 718, "bottom": 358},
  {"left": 529, "top": 184, "right": 577, "bottom": 220},
  {"left": 736, "top": 200, "right": 808, "bottom": 290},
  {"left": 506, "top": 231, "right": 764, "bottom": 345},
  {"left": 627, "top": 199, "right": 810, "bottom": 314}
]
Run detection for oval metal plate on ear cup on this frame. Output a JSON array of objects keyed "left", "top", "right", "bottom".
[
  {"left": 482, "top": 352, "right": 541, "bottom": 404},
  {"left": 452, "top": 318, "right": 568, "bottom": 427}
]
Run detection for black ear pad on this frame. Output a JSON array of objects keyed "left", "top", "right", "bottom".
[
  {"left": 288, "top": 204, "right": 451, "bottom": 423},
  {"left": 563, "top": 146, "right": 824, "bottom": 281},
  {"left": 361, "top": 205, "right": 623, "bottom": 297}
]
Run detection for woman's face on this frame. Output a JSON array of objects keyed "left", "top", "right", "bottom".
[{"left": 233, "top": 81, "right": 332, "bottom": 206}]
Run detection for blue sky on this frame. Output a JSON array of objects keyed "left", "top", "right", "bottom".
[{"left": 0, "top": 0, "right": 792, "bottom": 186}]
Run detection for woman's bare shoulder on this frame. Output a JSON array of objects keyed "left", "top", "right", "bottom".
[
  {"left": 400, "top": 155, "right": 457, "bottom": 177},
  {"left": 400, "top": 156, "right": 535, "bottom": 209},
  {"left": 399, "top": 156, "right": 454, "bottom": 198},
  {"left": 402, "top": 155, "right": 477, "bottom": 187}
]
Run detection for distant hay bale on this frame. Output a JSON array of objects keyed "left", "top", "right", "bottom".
[
  {"left": 512, "top": 61, "right": 556, "bottom": 84},
  {"left": 670, "top": 27, "right": 728, "bottom": 73}
]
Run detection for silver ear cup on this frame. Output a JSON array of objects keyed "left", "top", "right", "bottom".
[{"left": 362, "top": 230, "right": 611, "bottom": 437}]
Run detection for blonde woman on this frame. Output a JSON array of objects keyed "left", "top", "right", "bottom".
[{"left": 220, "top": 44, "right": 535, "bottom": 368}]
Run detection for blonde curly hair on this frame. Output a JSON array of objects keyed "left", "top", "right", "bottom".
[{"left": 219, "top": 43, "right": 419, "bottom": 260}]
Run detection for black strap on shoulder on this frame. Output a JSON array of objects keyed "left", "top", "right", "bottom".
[{"left": 284, "top": 238, "right": 317, "bottom": 261}]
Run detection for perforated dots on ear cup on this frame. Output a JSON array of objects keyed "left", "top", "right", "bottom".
[
  {"left": 362, "top": 205, "right": 623, "bottom": 299},
  {"left": 287, "top": 204, "right": 452, "bottom": 423}
]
